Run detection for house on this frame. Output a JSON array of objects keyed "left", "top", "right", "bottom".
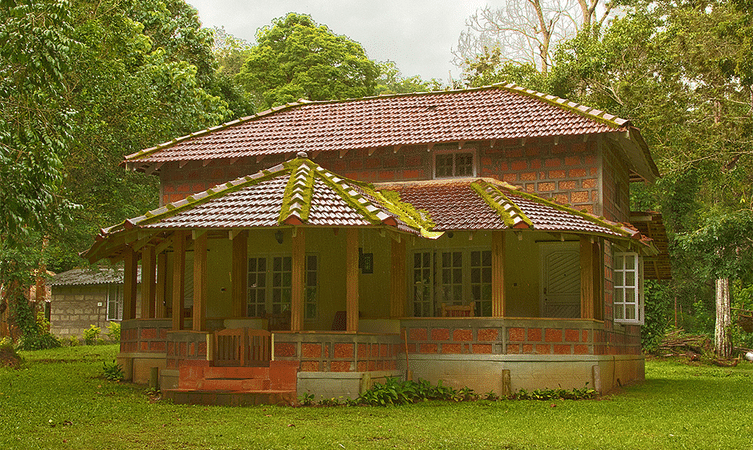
[
  {"left": 83, "top": 84, "right": 667, "bottom": 405},
  {"left": 49, "top": 266, "right": 141, "bottom": 338}
]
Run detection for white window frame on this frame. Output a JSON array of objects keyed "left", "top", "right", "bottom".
[
  {"left": 247, "top": 253, "right": 318, "bottom": 320},
  {"left": 432, "top": 148, "right": 477, "bottom": 179},
  {"left": 411, "top": 247, "right": 492, "bottom": 317},
  {"left": 107, "top": 285, "right": 123, "bottom": 321},
  {"left": 613, "top": 252, "right": 644, "bottom": 324}
]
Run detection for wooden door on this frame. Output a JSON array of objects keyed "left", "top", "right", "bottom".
[{"left": 540, "top": 243, "right": 581, "bottom": 318}]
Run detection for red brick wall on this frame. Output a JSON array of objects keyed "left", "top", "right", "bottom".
[
  {"left": 273, "top": 333, "right": 401, "bottom": 373},
  {"left": 157, "top": 136, "right": 603, "bottom": 214}
]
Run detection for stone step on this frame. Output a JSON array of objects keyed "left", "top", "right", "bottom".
[
  {"left": 163, "top": 389, "right": 297, "bottom": 406},
  {"left": 203, "top": 366, "right": 270, "bottom": 380},
  {"left": 198, "top": 377, "right": 270, "bottom": 391}
]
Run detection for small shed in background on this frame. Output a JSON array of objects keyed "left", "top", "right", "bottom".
[{"left": 49, "top": 266, "right": 141, "bottom": 338}]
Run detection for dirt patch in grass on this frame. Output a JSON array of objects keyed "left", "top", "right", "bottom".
[{"left": 0, "top": 347, "right": 22, "bottom": 369}]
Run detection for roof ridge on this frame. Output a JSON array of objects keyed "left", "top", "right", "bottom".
[
  {"left": 312, "top": 164, "right": 391, "bottom": 226},
  {"left": 493, "top": 83, "right": 630, "bottom": 129},
  {"left": 471, "top": 181, "right": 533, "bottom": 229},
  {"left": 278, "top": 159, "right": 316, "bottom": 225}
]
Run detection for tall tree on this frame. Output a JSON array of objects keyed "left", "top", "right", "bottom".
[
  {"left": 236, "top": 13, "right": 380, "bottom": 109},
  {"left": 375, "top": 61, "right": 444, "bottom": 95},
  {"left": 453, "top": 1, "right": 613, "bottom": 76}
]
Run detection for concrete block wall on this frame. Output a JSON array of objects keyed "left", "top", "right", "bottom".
[{"left": 50, "top": 285, "right": 122, "bottom": 338}]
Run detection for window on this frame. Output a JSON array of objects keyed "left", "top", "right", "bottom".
[
  {"left": 613, "top": 252, "right": 643, "bottom": 324},
  {"left": 247, "top": 255, "right": 318, "bottom": 319},
  {"left": 107, "top": 285, "right": 123, "bottom": 321},
  {"left": 412, "top": 248, "right": 492, "bottom": 317},
  {"left": 434, "top": 151, "right": 475, "bottom": 178}
]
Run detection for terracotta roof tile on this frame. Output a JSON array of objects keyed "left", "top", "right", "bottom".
[{"left": 127, "top": 85, "right": 628, "bottom": 164}]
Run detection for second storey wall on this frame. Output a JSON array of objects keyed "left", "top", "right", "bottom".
[{"left": 159, "top": 135, "right": 625, "bottom": 218}]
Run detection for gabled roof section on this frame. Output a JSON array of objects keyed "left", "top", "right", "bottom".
[
  {"left": 377, "top": 178, "right": 650, "bottom": 244},
  {"left": 84, "top": 155, "right": 438, "bottom": 263},
  {"left": 124, "top": 84, "right": 632, "bottom": 167}
]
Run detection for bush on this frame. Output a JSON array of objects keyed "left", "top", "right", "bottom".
[
  {"left": 83, "top": 324, "right": 103, "bottom": 345},
  {"left": 17, "top": 332, "right": 61, "bottom": 351},
  {"left": 107, "top": 322, "right": 121, "bottom": 342},
  {"left": 102, "top": 360, "right": 124, "bottom": 381}
]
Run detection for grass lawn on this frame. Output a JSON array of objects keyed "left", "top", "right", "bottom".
[{"left": 1, "top": 345, "right": 751, "bottom": 449}]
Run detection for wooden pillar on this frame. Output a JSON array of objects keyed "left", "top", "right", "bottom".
[
  {"left": 580, "top": 236, "right": 595, "bottom": 320},
  {"left": 171, "top": 231, "right": 186, "bottom": 330},
  {"left": 123, "top": 246, "right": 138, "bottom": 320},
  {"left": 346, "top": 228, "right": 359, "bottom": 332},
  {"left": 390, "top": 238, "right": 406, "bottom": 318},
  {"left": 193, "top": 232, "right": 207, "bottom": 331},
  {"left": 155, "top": 252, "right": 167, "bottom": 318},
  {"left": 290, "top": 228, "right": 305, "bottom": 332},
  {"left": 231, "top": 230, "right": 248, "bottom": 318},
  {"left": 141, "top": 245, "right": 156, "bottom": 319},
  {"left": 491, "top": 230, "right": 505, "bottom": 317},
  {"left": 593, "top": 240, "right": 603, "bottom": 320}
]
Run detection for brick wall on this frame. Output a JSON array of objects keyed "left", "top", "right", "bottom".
[
  {"left": 120, "top": 318, "right": 171, "bottom": 354},
  {"left": 165, "top": 330, "right": 209, "bottom": 369},
  {"left": 402, "top": 318, "right": 605, "bottom": 357},
  {"left": 158, "top": 136, "right": 603, "bottom": 215},
  {"left": 273, "top": 332, "right": 401, "bottom": 373}
]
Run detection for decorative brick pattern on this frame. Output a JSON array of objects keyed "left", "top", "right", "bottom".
[{"left": 274, "top": 333, "right": 401, "bottom": 373}]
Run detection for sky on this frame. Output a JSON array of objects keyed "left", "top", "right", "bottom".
[{"left": 186, "top": 0, "right": 490, "bottom": 82}]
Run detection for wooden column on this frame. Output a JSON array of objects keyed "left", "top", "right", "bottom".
[
  {"left": 231, "top": 230, "right": 248, "bottom": 318},
  {"left": 141, "top": 245, "right": 156, "bottom": 319},
  {"left": 193, "top": 232, "right": 208, "bottom": 331},
  {"left": 580, "top": 236, "right": 595, "bottom": 319},
  {"left": 593, "top": 240, "right": 603, "bottom": 320},
  {"left": 171, "top": 231, "right": 186, "bottom": 330},
  {"left": 123, "top": 247, "right": 138, "bottom": 320},
  {"left": 155, "top": 252, "right": 167, "bottom": 318},
  {"left": 390, "top": 238, "right": 406, "bottom": 318},
  {"left": 491, "top": 230, "right": 505, "bottom": 318},
  {"left": 290, "top": 228, "right": 305, "bottom": 332},
  {"left": 346, "top": 228, "right": 360, "bottom": 332}
]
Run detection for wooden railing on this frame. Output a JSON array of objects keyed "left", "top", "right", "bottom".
[{"left": 214, "top": 328, "right": 271, "bottom": 367}]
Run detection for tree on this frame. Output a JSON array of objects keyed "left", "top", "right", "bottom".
[
  {"left": 453, "top": 1, "right": 613, "bottom": 76},
  {"left": 0, "top": 0, "right": 77, "bottom": 344},
  {"left": 44, "top": 0, "right": 250, "bottom": 272},
  {"left": 236, "top": 13, "right": 380, "bottom": 109},
  {"left": 375, "top": 61, "right": 444, "bottom": 95},
  {"left": 677, "top": 211, "right": 753, "bottom": 358}
]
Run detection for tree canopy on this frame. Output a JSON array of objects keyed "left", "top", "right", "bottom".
[{"left": 236, "top": 13, "right": 380, "bottom": 109}]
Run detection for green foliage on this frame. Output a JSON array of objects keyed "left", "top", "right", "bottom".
[
  {"left": 642, "top": 280, "right": 675, "bottom": 352},
  {"left": 375, "top": 61, "right": 444, "bottom": 95},
  {"left": 83, "top": 325, "right": 102, "bottom": 346},
  {"left": 102, "top": 359, "right": 124, "bottom": 381},
  {"left": 356, "top": 377, "right": 473, "bottom": 406},
  {"left": 513, "top": 385, "right": 597, "bottom": 400},
  {"left": 237, "top": 13, "right": 380, "bottom": 109},
  {"left": 107, "top": 321, "right": 121, "bottom": 342}
]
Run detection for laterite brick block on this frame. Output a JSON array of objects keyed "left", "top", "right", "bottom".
[
  {"left": 442, "top": 343, "right": 461, "bottom": 354},
  {"left": 409, "top": 328, "right": 427, "bottom": 341},
  {"left": 334, "top": 343, "right": 354, "bottom": 358},
  {"left": 545, "top": 328, "right": 563, "bottom": 342},
  {"left": 453, "top": 329, "right": 473, "bottom": 341},
  {"left": 565, "top": 329, "right": 580, "bottom": 342},
  {"left": 431, "top": 328, "right": 450, "bottom": 341},
  {"left": 508, "top": 327, "right": 525, "bottom": 342},
  {"left": 477, "top": 328, "right": 498, "bottom": 341}
]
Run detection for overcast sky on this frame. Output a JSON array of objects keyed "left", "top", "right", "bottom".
[{"left": 187, "top": 0, "right": 491, "bottom": 82}]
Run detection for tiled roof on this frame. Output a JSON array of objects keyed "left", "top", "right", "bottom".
[
  {"left": 50, "top": 266, "right": 141, "bottom": 286},
  {"left": 126, "top": 84, "right": 630, "bottom": 165},
  {"left": 84, "top": 156, "right": 653, "bottom": 263},
  {"left": 378, "top": 178, "right": 636, "bottom": 238}
]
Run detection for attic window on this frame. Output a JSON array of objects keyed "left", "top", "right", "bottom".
[{"left": 433, "top": 149, "right": 476, "bottom": 179}]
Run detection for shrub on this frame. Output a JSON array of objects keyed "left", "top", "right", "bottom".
[
  {"left": 102, "top": 360, "right": 124, "bottom": 381},
  {"left": 0, "top": 337, "right": 22, "bottom": 368},
  {"left": 83, "top": 324, "right": 102, "bottom": 345},
  {"left": 107, "top": 322, "right": 121, "bottom": 342},
  {"left": 17, "top": 332, "right": 61, "bottom": 351}
]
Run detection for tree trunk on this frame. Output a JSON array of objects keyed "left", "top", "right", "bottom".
[{"left": 715, "top": 277, "right": 732, "bottom": 359}]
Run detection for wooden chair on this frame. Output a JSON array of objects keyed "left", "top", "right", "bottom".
[{"left": 441, "top": 302, "right": 475, "bottom": 317}]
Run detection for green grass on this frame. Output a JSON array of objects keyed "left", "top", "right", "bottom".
[{"left": 1, "top": 345, "right": 752, "bottom": 449}]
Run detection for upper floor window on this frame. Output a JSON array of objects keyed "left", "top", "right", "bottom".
[
  {"left": 433, "top": 150, "right": 476, "bottom": 178},
  {"left": 613, "top": 252, "right": 643, "bottom": 324}
]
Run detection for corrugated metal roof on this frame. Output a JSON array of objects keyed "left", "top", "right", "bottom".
[{"left": 126, "top": 84, "right": 629, "bottom": 165}]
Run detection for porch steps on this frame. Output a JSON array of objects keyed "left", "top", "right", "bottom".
[{"left": 163, "top": 360, "right": 299, "bottom": 406}]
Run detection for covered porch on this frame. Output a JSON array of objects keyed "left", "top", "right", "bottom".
[{"left": 84, "top": 155, "right": 654, "bottom": 403}]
